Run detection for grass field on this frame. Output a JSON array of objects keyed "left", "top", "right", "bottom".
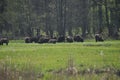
[{"left": 0, "top": 40, "right": 120, "bottom": 80}]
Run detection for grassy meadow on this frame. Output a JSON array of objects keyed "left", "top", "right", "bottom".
[{"left": 0, "top": 40, "right": 120, "bottom": 80}]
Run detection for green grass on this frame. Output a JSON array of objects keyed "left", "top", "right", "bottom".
[{"left": 0, "top": 40, "right": 120, "bottom": 80}]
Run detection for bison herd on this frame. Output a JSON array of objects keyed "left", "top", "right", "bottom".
[
  {"left": 0, "top": 34, "right": 104, "bottom": 46},
  {"left": 24, "top": 34, "right": 103, "bottom": 44},
  {"left": 24, "top": 35, "right": 84, "bottom": 44}
]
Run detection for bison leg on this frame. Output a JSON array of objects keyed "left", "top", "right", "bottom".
[
  {"left": 1, "top": 42, "right": 3, "bottom": 45},
  {"left": 96, "top": 39, "right": 98, "bottom": 42},
  {"left": 6, "top": 42, "right": 8, "bottom": 45}
]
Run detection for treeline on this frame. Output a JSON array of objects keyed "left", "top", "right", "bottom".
[{"left": 0, "top": 0, "right": 120, "bottom": 39}]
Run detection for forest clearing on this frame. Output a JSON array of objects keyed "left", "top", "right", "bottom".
[
  {"left": 0, "top": 0, "right": 120, "bottom": 80},
  {"left": 0, "top": 40, "right": 120, "bottom": 80}
]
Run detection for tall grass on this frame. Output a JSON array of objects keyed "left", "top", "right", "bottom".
[{"left": 0, "top": 40, "right": 120, "bottom": 80}]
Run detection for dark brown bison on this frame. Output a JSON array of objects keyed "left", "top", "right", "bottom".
[
  {"left": 57, "top": 36, "right": 65, "bottom": 42},
  {"left": 25, "top": 37, "right": 31, "bottom": 43},
  {"left": 30, "top": 37, "right": 39, "bottom": 43},
  {"left": 95, "top": 34, "right": 104, "bottom": 42},
  {"left": 0, "top": 38, "right": 9, "bottom": 45},
  {"left": 66, "top": 36, "right": 73, "bottom": 43},
  {"left": 74, "top": 35, "right": 84, "bottom": 42},
  {"left": 25, "top": 37, "right": 39, "bottom": 43}
]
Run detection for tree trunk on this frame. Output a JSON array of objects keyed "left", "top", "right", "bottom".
[
  {"left": 45, "top": 0, "right": 49, "bottom": 35},
  {"left": 81, "top": 0, "right": 89, "bottom": 38},
  {"left": 115, "top": 0, "right": 119, "bottom": 32},
  {"left": 56, "top": 0, "right": 66, "bottom": 37},
  {"left": 105, "top": 0, "right": 110, "bottom": 36},
  {"left": 98, "top": 0, "right": 103, "bottom": 34}
]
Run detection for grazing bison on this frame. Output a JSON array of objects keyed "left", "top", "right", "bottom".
[
  {"left": 57, "top": 36, "right": 65, "bottom": 42},
  {"left": 48, "top": 39, "right": 57, "bottom": 44},
  {"left": 30, "top": 37, "right": 39, "bottom": 43},
  {"left": 0, "top": 38, "right": 9, "bottom": 45},
  {"left": 95, "top": 34, "right": 104, "bottom": 42},
  {"left": 74, "top": 35, "right": 84, "bottom": 42},
  {"left": 66, "top": 36, "right": 73, "bottom": 43},
  {"left": 38, "top": 37, "right": 49, "bottom": 43},
  {"left": 25, "top": 37, "right": 31, "bottom": 43},
  {"left": 25, "top": 37, "right": 39, "bottom": 43}
]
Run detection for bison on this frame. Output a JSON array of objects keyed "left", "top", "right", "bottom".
[
  {"left": 95, "top": 34, "right": 104, "bottom": 42},
  {"left": 74, "top": 35, "right": 84, "bottom": 42},
  {"left": 25, "top": 37, "right": 39, "bottom": 43},
  {"left": 0, "top": 38, "right": 9, "bottom": 45},
  {"left": 25, "top": 37, "right": 31, "bottom": 43},
  {"left": 30, "top": 37, "right": 39, "bottom": 43},
  {"left": 57, "top": 36, "right": 65, "bottom": 42},
  {"left": 66, "top": 36, "right": 73, "bottom": 43},
  {"left": 38, "top": 37, "right": 49, "bottom": 44},
  {"left": 48, "top": 39, "right": 57, "bottom": 44}
]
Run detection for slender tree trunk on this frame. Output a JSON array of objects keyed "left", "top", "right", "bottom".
[
  {"left": 36, "top": 28, "right": 40, "bottom": 36},
  {"left": 98, "top": 0, "right": 103, "bottom": 34},
  {"left": 45, "top": 0, "right": 49, "bottom": 35},
  {"left": 56, "top": 0, "right": 66, "bottom": 37},
  {"left": 63, "top": 0, "right": 66, "bottom": 37},
  {"left": 115, "top": 0, "right": 119, "bottom": 32},
  {"left": 92, "top": 6, "right": 96, "bottom": 34},
  {"left": 81, "top": 0, "right": 89, "bottom": 38},
  {"left": 58, "top": 0, "right": 63, "bottom": 36},
  {"left": 105, "top": 0, "right": 110, "bottom": 36}
]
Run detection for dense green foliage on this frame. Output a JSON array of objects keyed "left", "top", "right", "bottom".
[
  {"left": 0, "top": 40, "right": 120, "bottom": 79},
  {"left": 0, "top": 0, "right": 120, "bottom": 39}
]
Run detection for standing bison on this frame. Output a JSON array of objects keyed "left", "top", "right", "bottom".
[
  {"left": 48, "top": 39, "right": 57, "bottom": 44},
  {"left": 25, "top": 37, "right": 39, "bottom": 43},
  {"left": 25, "top": 37, "right": 31, "bottom": 43},
  {"left": 38, "top": 37, "right": 49, "bottom": 43},
  {"left": 57, "top": 36, "right": 65, "bottom": 42},
  {"left": 66, "top": 36, "right": 73, "bottom": 43},
  {"left": 95, "top": 34, "right": 104, "bottom": 42},
  {"left": 74, "top": 35, "right": 84, "bottom": 42},
  {"left": 0, "top": 38, "right": 9, "bottom": 45}
]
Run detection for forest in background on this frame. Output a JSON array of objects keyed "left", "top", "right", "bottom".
[{"left": 0, "top": 0, "right": 120, "bottom": 39}]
